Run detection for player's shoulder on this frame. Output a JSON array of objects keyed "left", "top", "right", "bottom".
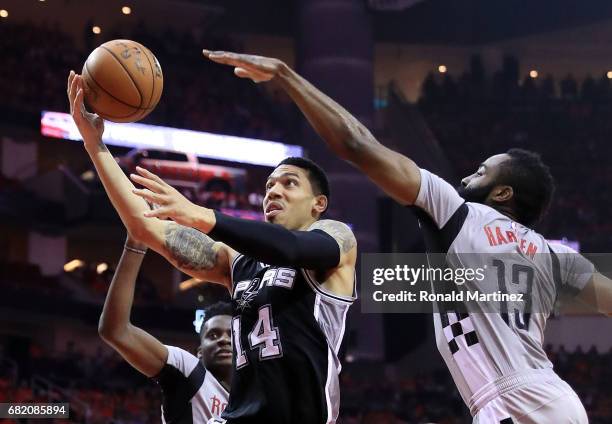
[
  {"left": 308, "top": 219, "right": 356, "bottom": 254},
  {"left": 463, "top": 202, "right": 526, "bottom": 228},
  {"left": 464, "top": 201, "right": 503, "bottom": 217},
  {"left": 164, "top": 345, "right": 200, "bottom": 373},
  {"left": 547, "top": 241, "right": 579, "bottom": 255},
  {"left": 309, "top": 219, "right": 353, "bottom": 234}
]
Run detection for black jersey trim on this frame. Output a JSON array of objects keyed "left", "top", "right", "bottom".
[
  {"left": 547, "top": 243, "right": 564, "bottom": 293},
  {"left": 439, "top": 202, "right": 469, "bottom": 253},
  {"left": 412, "top": 202, "right": 469, "bottom": 254},
  {"left": 230, "top": 253, "right": 245, "bottom": 292},
  {"left": 154, "top": 360, "right": 206, "bottom": 423},
  {"left": 301, "top": 268, "right": 356, "bottom": 304}
]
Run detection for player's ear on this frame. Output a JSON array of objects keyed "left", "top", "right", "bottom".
[
  {"left": 491, "top": 185, "right": 513, "bottom": 203},
  {"left": 313, "top": 194, "right": 327, "bottom": 215}
]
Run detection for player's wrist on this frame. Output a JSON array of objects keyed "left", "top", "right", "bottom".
[
  {"left": 124, "top": 242, "right": 147, "bottom": 255},
  {"left": 276, "top": 61, "right": 295, "bottom": 85},
  {"left": 194, "top": 206, "right": 217, "bottom": 233},
  {"left": 83, "top": 136, "right": 105, "bottom": 153}
]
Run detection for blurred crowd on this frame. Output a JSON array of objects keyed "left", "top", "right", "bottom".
[
  {"left": 339, "top": 344, "right": 612, "bottom": 423},
  {"left": 0, "top": 342, "right": 161, "bottom": 423},
  {"left": 0, "top": 20, "right": 295, "bottom": 141},
  {"left": 419, "top": 55, "right": 612, "bottom": 251},
  {"left": 1, "top": 342, "right": 610, "bottom": 423},
  {"left": 1, "top": 259, "right": 160, "bottom": 304},
  {"left": 180, "top": 186, "right": 265, "bottom": 214}
]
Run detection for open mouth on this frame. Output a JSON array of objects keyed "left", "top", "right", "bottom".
[{"left": 265, "top": 202, "right": 283, "bottom": 218}]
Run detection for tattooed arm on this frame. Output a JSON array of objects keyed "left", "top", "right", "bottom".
[
  {"left": 309, "top": 220, "right": 357, "bottom": 256},
  {"left": 308, "top": 219, "right": 357, "bottom": 297},
  {"left": 67, "top": 71, "right": 235, "bottom": 288},
  {"left": 160, "top": 223, "right": 234, "bottom": 287}
]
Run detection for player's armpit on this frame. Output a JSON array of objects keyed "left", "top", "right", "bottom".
[
  {"left": 575, "top": 273, "right": 612, "bottom": 316},
  {"left": 162, "top": 222, "right": 234, "bottom": 289}
]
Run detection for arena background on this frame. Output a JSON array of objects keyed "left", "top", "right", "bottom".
[{"left": 1, "top": 0, "right": 612, "bottom": 422}]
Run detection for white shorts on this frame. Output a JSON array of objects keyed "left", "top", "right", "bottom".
[{"left": 473, "top": 378, "right": 588, "bottom": 424}]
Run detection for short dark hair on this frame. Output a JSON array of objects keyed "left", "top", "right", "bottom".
[
  {"left": 199, "top": 301, "right": 232, "bottom": 340},
  {"left": 277, "top": 157, "right": 331, "bottom": 210},
  {"left": 498, "top": 148, "right": 555, "bottom": 226}
]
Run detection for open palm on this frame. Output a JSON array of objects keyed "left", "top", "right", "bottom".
[
  {"left": 67, "top": 71, "right": 105, "bottom": 146},
  {"left": 203, "top": 50, "right": 284, "bottom": 83}
]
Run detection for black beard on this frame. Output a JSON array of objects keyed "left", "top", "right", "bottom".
[{"left": 457, "top": 182, "right": 495, "bottom": 204}]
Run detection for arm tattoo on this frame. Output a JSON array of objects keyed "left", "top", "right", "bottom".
[
  {"left": 164, "top": 223, "right": 219, "bottom": 270},
  {"left": 309, "top": 219, "right": 356, "bottom": 254}
]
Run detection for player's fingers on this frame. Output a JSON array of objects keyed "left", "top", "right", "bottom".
[
  {"left": 68, "top": 73, "right": 80, "bottom": 111},
  {"left": 72, "top": 89, "right": 84, "bottom": 124},
  {"left": 130, "top": 173, "right": 165, "bottom": 194},
  {"left": 132, "top": 188, "right": 166, "bottom": 205},
  {"left": 206, "top": 51, "right": 252, "bottom": 67},
  {"left": 204, "top": 49, "right": 231, "bottom": 59},
  {"left": 76, "top": 88, "right": 88, "bottom": 119},
  {"left": 135, "top": 166, "right": 167, "bottom": 186},
  {"left": 67, "top": 70, "right": 74, "bottom": 98},
  {"left": 234, "top": 67, "right": 252, "bottom": 79},
  {"left": 234, "top": 67, "right": 271, "bottom": 82},
  {"left": 143, "top": 206, "right": 171, "bottom": 219},
  {"left": 206, "top": 54, "right": 237, "bottom": 66}
]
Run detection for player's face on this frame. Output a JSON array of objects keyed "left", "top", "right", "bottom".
[
  {"left": 263, "top": 165, "right": 325, "bottom": 230},
  {"left": 458, "top": 154, "right": 511, "bottom": 204},
  {"left": 198, "top": 315, "right": 232, "bottom": 370}
]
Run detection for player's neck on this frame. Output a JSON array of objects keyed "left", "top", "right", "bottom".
[
  {"left": 211, "top": 366, "right": 232, "bottom": 391},
  {"left": 298, "top": 217, "right": 318, "bottom": 231},
  {"left": 492, "top": 204, "right": 519, "bottom": 223}
]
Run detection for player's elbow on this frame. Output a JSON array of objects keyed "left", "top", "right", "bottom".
[
  {"left": 126, "top": 219, "right": 156, "bottom": 246},
  {"left": 98, "top": 319, "right": 114, "bottom": 342},
  {"left": 336, "top": 129, "right": 378, "bottom": 164},
  {"left": 98, "top": 317, "right": 126, "bottom": 345}
]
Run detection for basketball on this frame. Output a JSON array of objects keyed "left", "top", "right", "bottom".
[{"left": 81, "top": 39, "right": 163, "bottom": 123}]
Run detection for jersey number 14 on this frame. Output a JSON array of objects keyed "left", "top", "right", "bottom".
[{"left": 232, "top": 305, "right": 282, "bottom": 369}]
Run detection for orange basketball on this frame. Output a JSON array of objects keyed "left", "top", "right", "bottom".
[{"left": 81, "top": 39, "right": 163, "bottom": 123}]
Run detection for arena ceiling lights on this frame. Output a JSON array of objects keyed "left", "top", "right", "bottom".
[{"left": 40, "top": 111, "right": 303, "bottom": 167}]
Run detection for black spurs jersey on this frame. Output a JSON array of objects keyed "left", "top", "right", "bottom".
[{"left": 219, "top": 253, "right": 355, "bottom": 424}]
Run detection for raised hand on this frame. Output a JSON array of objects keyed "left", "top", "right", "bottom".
[
  {"left": 67, "top": 70, "right": 105, "bottom": 148},
  {"left": 130, "top": 166, "right": 213, "bottom": 230},
  {"left": 203, "top": 49, "right": 286, "bottom": 83}
]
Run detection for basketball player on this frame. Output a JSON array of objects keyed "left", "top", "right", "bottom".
[
  {"left": 67, "top": 70, "right": 357, "bottom": 423},
  {"left": 98, "top": 234, "right": 231, "bottom": 422},
  {"left": 203, "top": 51, "right": 612, "bottom": 423}
]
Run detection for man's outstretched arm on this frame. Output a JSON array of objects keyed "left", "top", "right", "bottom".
[
  {"left": 67, "top": 71, "right": 235, "bottom": 287},
  {"left": 98, "top": 236, "right": 168, "bottom": 377},
  {"left": 203, "top": 51, "right": 421, "bottom": 205}
]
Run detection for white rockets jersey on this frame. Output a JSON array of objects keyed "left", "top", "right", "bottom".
[
  {"left": 413, "top": 168, "right": 594, "bottom": 414},
  {"left": 153, "top": 345, "right": 229, "bottom": 423}
]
